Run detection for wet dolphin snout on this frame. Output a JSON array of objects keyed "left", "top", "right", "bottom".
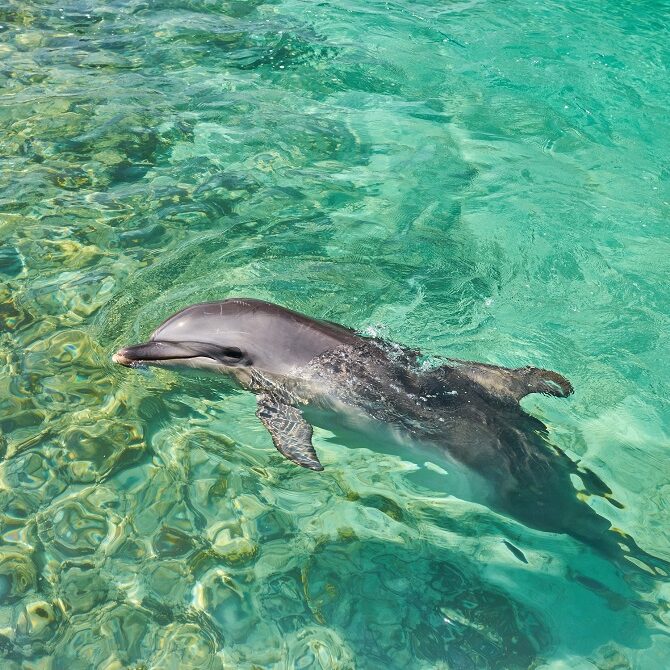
[
  {"left": 112, "top": 341, "right": 201, "bottom": 366},
  {"left": 112, "top": 349, "right": 134, "bottom": 366}
]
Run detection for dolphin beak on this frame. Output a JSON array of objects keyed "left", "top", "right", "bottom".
[
  {"left": 112, "top": 341, "right": 201, "bottom": 367},
  {"left": 112, "top": 350, "right": 134, "bottom": 366}
]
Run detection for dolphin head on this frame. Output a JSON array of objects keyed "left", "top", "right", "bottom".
[{"left": 113, "top": 298, "right": 359, "bottom": 377}]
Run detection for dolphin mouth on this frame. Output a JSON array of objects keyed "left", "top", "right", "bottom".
[
  {"left": 112, "top": 340, "right": 247, "bottom": 367},
  {"left": 112, "top": 341, "right": 205, "bottom": 367},
  {"left": 112, "top": 351, "right": 141, "bottom": 367}
]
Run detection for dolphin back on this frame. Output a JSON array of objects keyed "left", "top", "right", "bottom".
[{"left": 437, "top": 359, "right": 573, "bottom": 404}]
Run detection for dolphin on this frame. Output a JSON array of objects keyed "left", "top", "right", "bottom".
[{"left": 113, "top": 298, "right": 668, "bottom": 576}]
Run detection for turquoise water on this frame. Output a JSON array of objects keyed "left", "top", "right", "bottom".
[{"left": 1, "top": 0, "right": 670, "bottom": 667}]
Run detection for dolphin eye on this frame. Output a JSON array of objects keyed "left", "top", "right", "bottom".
[{"left": 218, "top": 347, "right": 249, "bottom": 365}]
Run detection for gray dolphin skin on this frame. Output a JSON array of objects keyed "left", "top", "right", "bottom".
[{"left": 114, "top": 298, "right": 668, "bottom": 576}]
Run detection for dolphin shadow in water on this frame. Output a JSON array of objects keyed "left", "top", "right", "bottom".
[{"left": 113, "top": 298, "right": 669, "bottom": 578}]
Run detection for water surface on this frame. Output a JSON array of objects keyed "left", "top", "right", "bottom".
[{"left": 1, "top": 0, "right": 669, "bottom": 667}]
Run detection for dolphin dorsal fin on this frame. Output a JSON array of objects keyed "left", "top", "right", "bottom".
[
  {"left": 256, "top": 394, "right": 324, "bottom": 471},
  {"left": 445, "top": 360, "right": 573, "bottom": 404}
]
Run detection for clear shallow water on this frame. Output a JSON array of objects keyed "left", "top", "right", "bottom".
[{"left": 1, "top": 0, "right": 669, "bottom": 667}]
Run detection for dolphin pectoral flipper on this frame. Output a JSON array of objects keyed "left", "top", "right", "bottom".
[
  {"left": 256, "top": 394, "right": 324, "bottom": 471},
  {"left": 447, "top": 360, "right": 573, "bottom": 403}
]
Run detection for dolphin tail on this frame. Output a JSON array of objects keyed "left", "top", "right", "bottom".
[{"left": 568, "top": 512, "right": 670, "bottom": 580}]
